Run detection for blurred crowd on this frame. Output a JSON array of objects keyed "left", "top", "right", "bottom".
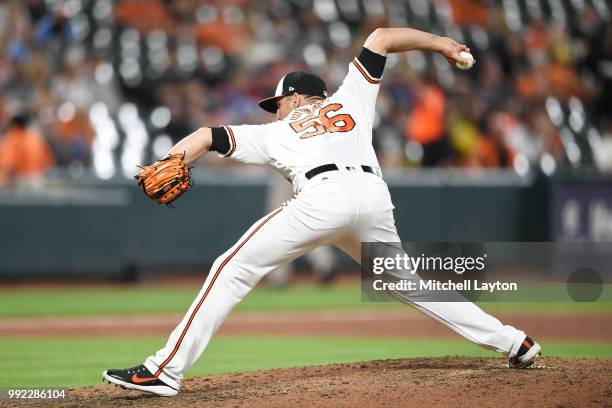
[{"left": 0, "top": 0, "right": 611, "bottom": 186}]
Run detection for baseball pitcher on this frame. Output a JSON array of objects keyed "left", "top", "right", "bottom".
[{"left": 103, "top": 27, "right": 541, "bottom": 396}]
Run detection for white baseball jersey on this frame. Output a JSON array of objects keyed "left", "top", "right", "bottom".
[{"left": 219, "top": 59, "right": 383, "bottom": 192}]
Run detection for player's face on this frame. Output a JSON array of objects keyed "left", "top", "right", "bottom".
[{"left": 275, "top": 96, "right": 295, "bottom": 121}]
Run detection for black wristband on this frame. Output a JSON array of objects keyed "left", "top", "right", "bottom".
[
  {"left": 210, "top": 127, "right": 231, "bottom": 155},
  {"left": 357, "top": 47, "right": 386, "bottom": 80}
]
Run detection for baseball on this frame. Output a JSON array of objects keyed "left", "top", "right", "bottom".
[{"left": 456, "top": 51, "right": 475, "bottom": 70}]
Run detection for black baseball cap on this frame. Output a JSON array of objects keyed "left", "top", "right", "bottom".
[{"left": 258, "top": 71, "right": 328, "bottom": 113}]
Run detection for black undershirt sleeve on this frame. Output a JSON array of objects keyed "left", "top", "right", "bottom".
[
  {"left": 210, "top": 127, "right": 230, "bottom": 155},
  {"left": 357, "top": 47, "right": 387, "bottom": 79}
]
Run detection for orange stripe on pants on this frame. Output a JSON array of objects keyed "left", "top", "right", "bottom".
[{"left": 154, "top": 206, "right": 283, "bottom": 377}]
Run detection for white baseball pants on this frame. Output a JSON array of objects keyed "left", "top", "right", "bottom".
[{"left": 144, "top": 171, "right": 525, "bottom": 389}]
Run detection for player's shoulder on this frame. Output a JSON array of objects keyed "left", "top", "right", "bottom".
[
  {"left": 326, "top": 87, "right": 359, "bottom": 110},
  {"left": 230, "top": 120, "right": 285, "bottom": 130},
  {"left": 257, "top": 118, "right": 293, "bottom": 137}
]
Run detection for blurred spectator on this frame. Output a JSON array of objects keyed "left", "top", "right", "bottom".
[
  {"left": 524, "top": 106, "right": 563, "bottom": 161},
  {"left": 114, "top": 0, "right": 173, "bottom": 33},
  {"left": 585, "top": 20, "right": 612, "bottom": 129},
  {"left": 405, "top": 75, "right": 450, "bottom": 166},
  {"left": 0, "top": 114, "right": 54, "bottom": 186},
  {"left": 465, "top": 132, "right": 510, "bottom": 169},
  {"left": 592, "top": 125, "right": 612, "bottom": 174},
  {"left": 48, "top": 106, "right": 94, "bottom": 166}
]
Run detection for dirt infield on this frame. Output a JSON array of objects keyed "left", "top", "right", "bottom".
[
  {"left": 1, "top": 310, "right": 611, "bottom": 341},
  {"left": 12, "top": 357, "right": 610, "bottom": 408}
]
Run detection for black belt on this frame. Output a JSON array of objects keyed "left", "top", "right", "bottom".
[{"left": 305, "top": 164, "right": 378, "bottom": 180}]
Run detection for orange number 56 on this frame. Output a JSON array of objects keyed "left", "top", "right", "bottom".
[{"left": 290, "top": 103, "right": 355, "bottom": 139}]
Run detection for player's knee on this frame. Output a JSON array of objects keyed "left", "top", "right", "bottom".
[
  {"left": 210, "top": 255, "right": 225, "bottom": 272},
  {"left": 211, "top": 253, "right": 260, "bottom": 287},
  {"left": 217, "top": 266, "right": 261, "bottom": 299}
]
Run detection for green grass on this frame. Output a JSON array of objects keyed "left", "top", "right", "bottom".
[
  {"left": 0, "top": 284, "right": 610, "bottom": 317},
  {"left": 0, "top": 335, "right": 610, "bottom": 387},
  {"left": 0, "top": 285, "right": 390, "bottom": 317}
]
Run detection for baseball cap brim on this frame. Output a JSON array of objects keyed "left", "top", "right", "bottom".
[{"left": 258, "top": 95, "right": 285, "bottom": 113}]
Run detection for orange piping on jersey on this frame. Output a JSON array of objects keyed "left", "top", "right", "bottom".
[
  {"left": 352, "top": 58, "right": 381, "bottom": 84},
  {"left": 154, "top": 206, "right": 284, "bottom": 377},
  {"left": 224, "top": 126, "right": 237, "bottom": 157}
]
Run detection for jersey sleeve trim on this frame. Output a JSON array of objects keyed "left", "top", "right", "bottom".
[
  {"left": 352, "top": 47, "right": 386, "bottom": 84},
  {"left": 357, "top": 47, "right": 386, "bottom": 79},
  {"left": 352, "top": 57, "right": 381, "bottom": 84},
  {"left": 210, "top": 127, "right": 231, "bottom": 155},
  {"left": 222, "top": 125, "right": 237, "bottom": 157}
]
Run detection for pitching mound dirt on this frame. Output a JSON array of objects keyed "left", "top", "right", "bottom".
[{"left": 16, "top": 357, "right": 611, "bottom": 408}]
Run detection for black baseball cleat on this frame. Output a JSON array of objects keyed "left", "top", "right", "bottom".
[
  {"left": 509, "top": 336, "right": 541, "bottom": 368},
  {"left": 102, "top": 364, "right": 178, "bottom": 396}
]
